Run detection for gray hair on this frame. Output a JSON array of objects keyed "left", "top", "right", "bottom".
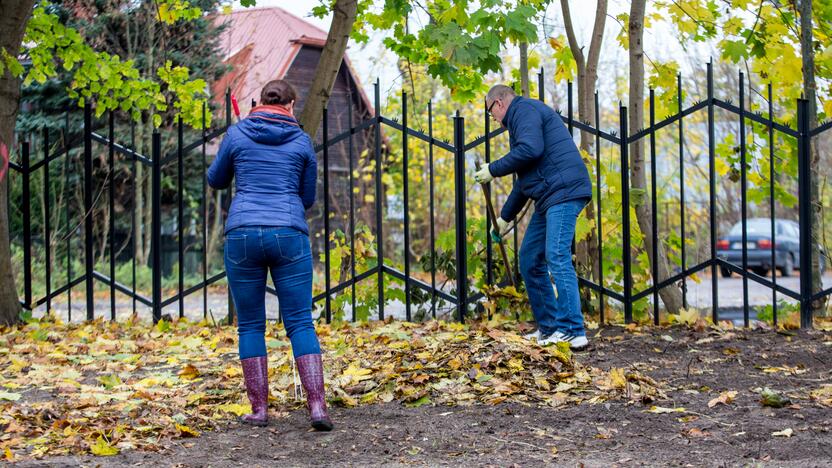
[{"left": 486, "top": 85, "right": 516, "bottom": 103}]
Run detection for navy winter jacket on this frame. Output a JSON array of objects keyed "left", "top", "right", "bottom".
[
  {"left": 489, "top": 96, "right": 592, "bottom": 221},
  {"left": 207, "top": 109, "right": 317, "bottom": 235}
]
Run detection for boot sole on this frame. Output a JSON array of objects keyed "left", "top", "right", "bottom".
[
  {"left": 240, "top": 416, "right": 268, "bottom": 427},
  {"left": 311, "top": 419, "right": 333, "bottom": 431}
]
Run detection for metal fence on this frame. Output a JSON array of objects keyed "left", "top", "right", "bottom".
[{"left": 8, "top": 62, "right": 832, "bottom": 328}]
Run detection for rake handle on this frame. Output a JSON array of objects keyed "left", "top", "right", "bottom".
[{"left": 476, "top": 160, "right": 516, "bottom": 288}]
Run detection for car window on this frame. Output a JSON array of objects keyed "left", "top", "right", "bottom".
[{"left": 729, "top": 220, "right": 772, "bottom": 236}]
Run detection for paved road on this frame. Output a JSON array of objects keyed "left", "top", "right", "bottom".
[{"left": 682, "top": 272, "right": 832, "bottom": 309}]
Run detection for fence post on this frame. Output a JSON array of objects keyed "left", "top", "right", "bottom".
[
  {"left": 453, "top": 111, "right": 468, "bottom": 322},
  {"left": 620, "top": 104, "right": 633, "bottom": 323},
  {"left": 739, "top": 72, "right": 749, "bottom": 327},
  {"left": 797, "top": 98, "right": 813, "bottom": 328},
  {"left": 43, "top": 128, "right": 51, "bottom": 314},
  {"left": 374, "top": 80, "right": 385, "bottom": 320},
  {"left": 323, "top": 107, "right": 331, "bottom": 323},
  {"left": 484, "top": 98, "right": 493, "bottom": 287},
  {"left": 177, "top": 116, "right": 185, "bottom": 319},
  {"left": 595, "top": 91, "right": 604, "bottom": 324},
  {"left": 648, "top": 89, "right": 659, "bottom": 325},
  {"left": 402, "top": 91, "right": 411, "bottom": 321},
  {"left": 151, "top": 131, "right": 162, "bottom": 323},
  {"left": 21, "top": 140, "right": 31, "bottom": 310},
  {"left": 707, "top": 60, "right": 718, "bottom": 323},
  {"left": 109, "top": 111, "right": 116, "bottom": 321},
  {"left": 84, "top": 103, "right": 94, "bottom": 320}
]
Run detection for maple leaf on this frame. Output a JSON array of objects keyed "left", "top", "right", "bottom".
[{"left": 89, "top": 436, "right": 119, "bottom": 456}]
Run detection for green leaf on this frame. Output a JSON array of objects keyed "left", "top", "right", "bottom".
[
  {"left": 721, "top": 39, "right": 748, "bottom": 63},
  {"left": 405, "top": 395, "right": 431, "bottom": 407},
  {"left": 0, "top": 391, "right": 22, "bottom": 401}
]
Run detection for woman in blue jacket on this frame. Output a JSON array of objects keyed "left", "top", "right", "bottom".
[{"left": 207, "top": 80, "right": 332, "bottom": 431}]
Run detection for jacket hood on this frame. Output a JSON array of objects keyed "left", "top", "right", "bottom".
[{"left": 236, "top": 110, "right": 306, "bottom": 146}]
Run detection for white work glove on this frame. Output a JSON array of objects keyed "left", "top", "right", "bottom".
[
  {"left": 473, "top": 164, "right": 494, "bottom": 184},
  {"left": 491, "top": 217, "right": 509, "bottom": 242}
]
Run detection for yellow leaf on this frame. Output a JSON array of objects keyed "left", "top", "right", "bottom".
[
  {"left": 341, "top": 363, "right": 373, "bottom": 385},
  {"left": 715, "top": 158, "right": 730, "bottom": 177},
  {"left": 224, "top": 366, "right": 242, "bottom": 378},
  {"left": 810, "top": 385, "right": 832, "bottom": 406},
  {"left": 179, "top": 364, "right": 200, "bottom": 380},
  {"left": 507, "top": 358, "right": 524, "bottom": 373},
  {"left": 216, "top": 403, "right": 251, "bottom": 416},
  {"left": 4, "top": 447, "right": 13, "bottom": 462},
  {"left": 647, "top": 406, "right": 686, "bottom": 414},
  {"left": 175, "top": 423, "right": 200, "bottom": 438},
  {"left": 90, "top": 436, "right": 119, "bottom": 456},
  {"left": 547, "top": 36, "right": 565, "bottom": 51},
  {"left": 609, "top": 368, "right": 627, "bottom": 389},
  {"left": 186, "top": 393, "right": 204, "bottom": 406}
]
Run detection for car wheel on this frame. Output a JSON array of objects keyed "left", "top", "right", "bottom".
[
  {"left": 752, "top": 266, "right": 769, "bottom": 276},
  {"left": 780, "top": 254, "right": 794, "bottom": 277},
  {"left": 720, "top": 266, "right": 732, "bottom": 278}
]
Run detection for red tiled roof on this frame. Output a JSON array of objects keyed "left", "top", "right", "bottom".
[{"left": 212, "top": 6, "right": 373, "bottom": 116}]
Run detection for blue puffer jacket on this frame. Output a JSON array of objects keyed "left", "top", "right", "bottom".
[
  {"left": 489, "top": 96, "right": 592, "bottom": 221},
  {"left": 207, "top": 108, "right": 317, "bottom": 235}
]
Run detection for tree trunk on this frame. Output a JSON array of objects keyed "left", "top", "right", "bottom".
[
  {"left": 561, "top": 0, "right": 607, "bottom": 294},
  {"left": 799, "top": 0, "right": 826, "bottom": 315},
  {"left": 0, "top": 0, "right": 36, "bottom": 325},
  {"left": 628, "top": 0, "right": 683, "bottom": 316},
  {"left": 298, "top": 0, "right": 358, "bottom": 139},
  {"left": 519, "top": 42, "right": 530, "bottom": 98}
]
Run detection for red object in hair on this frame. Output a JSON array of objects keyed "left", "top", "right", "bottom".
[
  {"left": 231, "top": 94, "right": 241, "bottom": 120},
  {"left": 0, "top": 140, "right": 8, "bottom": 183}
]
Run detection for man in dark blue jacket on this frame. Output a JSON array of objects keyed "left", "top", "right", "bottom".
[{"left": 474, "top": 84, "right": 592, "bottom": 349}]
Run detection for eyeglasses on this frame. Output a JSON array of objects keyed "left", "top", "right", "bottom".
[{"left": 487, "top": 99, "right": 498, "bottom": 115}]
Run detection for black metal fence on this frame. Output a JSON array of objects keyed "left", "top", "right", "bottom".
[{"left": 8, "top": 62, "right": 832, "bottom": 327}]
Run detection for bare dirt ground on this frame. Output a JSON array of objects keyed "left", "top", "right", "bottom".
[{"left": 15, "top": 325, "right": 832, "bottom": 467}]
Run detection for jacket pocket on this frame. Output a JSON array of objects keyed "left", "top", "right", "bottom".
[{"left": 539, "top": 167, "right": 565, "bottom": 192}]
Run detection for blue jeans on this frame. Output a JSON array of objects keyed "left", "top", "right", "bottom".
[
  {"left": 519, "top": 199, "right": 587, "bottom": 337},
  {"left": 225, "top": 226, "right": 320, "bottom": 359}
]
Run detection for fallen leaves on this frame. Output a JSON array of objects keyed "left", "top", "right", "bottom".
[
  {"left": 771, "top": 428, "right": 794, "bottom": 438},
  {"left": 708, "top": 390, "right": 738, "bottom": 408},
  {"left": 810, "top": 385, "right": 832, "bottom": 407},
  {"left": 759, "top": 388, "right": 791, "bottom": 408},
  {"left": 647, "top": 406, "right": 686, "bottom": 414},
  {"left": 89, "top": 436, "right": 119, "bottom": 456},
  {"left": 0, "top": 391, "right": 22, "bottom": 401},
  {"left": 0, "top": 316, "right": 660, "bottom": 460}
]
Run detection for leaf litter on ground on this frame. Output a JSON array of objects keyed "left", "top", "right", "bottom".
[{"left": 0, "top": 314, "right": 675, "bottom": 460}]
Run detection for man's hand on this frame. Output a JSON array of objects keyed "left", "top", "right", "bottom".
[
  {"left": 491, "top": 217, "right": 509, "bottom": 243},
  {"left": 473, "top": 164, "right": 494, "bottom": 184}
]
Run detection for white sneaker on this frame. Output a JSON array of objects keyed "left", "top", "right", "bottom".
[
  {"left": 522, "top": 330, "right": 542, "bottom": 341},
  {"left": 539, "top": 331, "right": 589, "bottom": 350}
]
